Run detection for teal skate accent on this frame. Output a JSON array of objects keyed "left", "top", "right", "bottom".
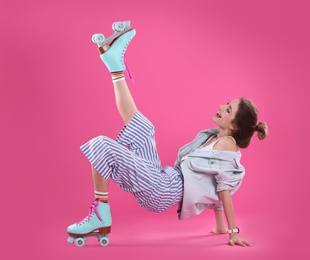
[
  {"left": 67, "top": 236, "right": 74, "bottom": 243},
  {"left": 67, "top": 199, "right": 112, "bottom": 235},
  {"left": 100, "top": 29, "right": 136, "bottom": 72}
]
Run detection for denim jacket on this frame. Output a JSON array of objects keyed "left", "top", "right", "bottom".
[{"left": 174, "top": 128, "right": 245, "bottom": 220}]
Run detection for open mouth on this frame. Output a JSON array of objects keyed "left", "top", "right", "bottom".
[{"left": 217, "top": 111, "right": 222, "bottom": 118}]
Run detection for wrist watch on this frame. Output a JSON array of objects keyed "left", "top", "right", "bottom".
[{"left": 227, "top": 227, "right": 239, "bottom": 234}]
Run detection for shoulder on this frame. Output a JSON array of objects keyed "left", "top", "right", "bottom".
[{"left": 213, "top": 136, "right": 238, "bottom": 152}]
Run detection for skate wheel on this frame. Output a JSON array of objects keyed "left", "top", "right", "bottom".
[
  {"left": 112, "top": 22, "right": 126, "bottom": 32},
  {"left": 92, "top": 34, "right": 106, "bottom": 44},
  {"left": 75, "top": 237, "right": 86, "bottom": 247},
  {"left": 99, "top": 236, "right": 109, "bottom": 246}
]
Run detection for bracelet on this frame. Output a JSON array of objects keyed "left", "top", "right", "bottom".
[{"left": 227, "top": 227, "right": 239, "bottom": 234}]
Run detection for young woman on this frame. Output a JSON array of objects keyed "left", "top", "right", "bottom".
[{"left": 67, "top": 24, "right": 268, "bottom": 247}]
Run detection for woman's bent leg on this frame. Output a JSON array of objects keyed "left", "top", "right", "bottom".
[{"left": 83, "top": 135, "right": 182, "bottom": 212}]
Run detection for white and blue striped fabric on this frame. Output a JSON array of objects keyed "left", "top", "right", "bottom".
[{"left": 80, "top": 112, "right": 183, "bottom": 212}]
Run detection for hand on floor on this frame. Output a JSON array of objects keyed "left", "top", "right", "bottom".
[
  {"left": 211, "top": 227, "right": 228, "bottom": 234},
  {"left": 229, "top": 234, "right": 254, "bottom": 247}
]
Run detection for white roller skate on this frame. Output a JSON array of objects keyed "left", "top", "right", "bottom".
[
  {"left": 92, "top": 21, "right": 136, "bottom": 73},
  {"left": 67, "top": 198, "right": 112, "bottom": 247}
]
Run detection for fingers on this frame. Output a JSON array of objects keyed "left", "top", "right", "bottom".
[
  {"left": 229, "top": 239, "right": 235, "bottom": 246},
  {"left": 243, "top": 240, "right": 255, "bottom": 246},
  {"left": 212, "top": 228, "right": 218, "bottom": 234},
  {"left": 229, "top": 238, "right": 254, "bottom": 247},
  {"left": 237, "top": 241, "right": 247, "bottom": 247},
  {"left": 229, "top": 239, "right": 245, "bottom": 247},
  {"left": 212, "top": 227, "right": 228, "bottom": 234}
]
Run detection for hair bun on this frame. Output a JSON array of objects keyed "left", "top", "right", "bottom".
[{"left": 256, "top": 122, "right": 268, "bottom": 140}]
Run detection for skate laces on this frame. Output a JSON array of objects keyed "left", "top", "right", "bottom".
[
  {"left": 121, "top": 33, "right": 135, "bottom": 85},
  {"left": 76, "top": 198, "right": 104, "bottom": 225},
  {"left": 124, "top": 58, "right": 135, "bottom": 84}
]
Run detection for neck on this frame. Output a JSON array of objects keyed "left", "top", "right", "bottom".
[{"left": 217, "top": 129, "right": 230, "bottom": 138}]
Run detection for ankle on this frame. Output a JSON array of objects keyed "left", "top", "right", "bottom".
[
  {"left": 94, "top": 191, "right": 108, "bottom": 203},
  {"left": 111, "top": 72, "right": 125, "bottom": 83}
]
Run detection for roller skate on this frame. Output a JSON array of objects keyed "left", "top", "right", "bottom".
[
  {"left": 92, "top": 21, "right": 136, "bottom": 73},
  {"left": 67, "top": 198, "right": 112, "bottom": 247}
]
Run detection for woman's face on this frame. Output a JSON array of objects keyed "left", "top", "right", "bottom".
[{"left": 212, "top": 99, "right": 240, "bottom": 131}]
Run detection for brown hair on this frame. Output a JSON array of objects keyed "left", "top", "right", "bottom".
[{"left": 231, "top": 97, "right": 268, "bottom": 148}]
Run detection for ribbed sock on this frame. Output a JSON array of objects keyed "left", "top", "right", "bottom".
[
  {"left": 111, "top": 72, "right": 125, "bottom": 83},
  {"left": 94, "top": 191, "right": 108, "bottom": 203}
]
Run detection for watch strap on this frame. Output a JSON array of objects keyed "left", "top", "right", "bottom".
[{"left": 227, "top": 227, "right": 239, "bottom": 234}]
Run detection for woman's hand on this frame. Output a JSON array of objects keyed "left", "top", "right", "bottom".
[
  {"left": 212, "top": 227, "right": 227, "bottom": 234},
  {"left": 229, "top": 234, "right": 254, "bottom": 247}
]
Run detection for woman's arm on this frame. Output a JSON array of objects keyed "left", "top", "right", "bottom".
[
  {"left": 218, "top": 190, "right": 254, "bottom": 247},
  {"left": 212, "top": 209, "right": 227, "bottom": 234}
]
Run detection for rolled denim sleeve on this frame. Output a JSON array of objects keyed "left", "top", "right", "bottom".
[{"left": 215, "top": 169, "right": 244, "bottom": 193}]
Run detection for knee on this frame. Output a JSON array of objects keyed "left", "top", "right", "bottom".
[
  {"left": 93, "top": 135, "right": 114, "bottom": 145},
  {"left": 87, "top": 136, "right": 116, "bottom": 154}
]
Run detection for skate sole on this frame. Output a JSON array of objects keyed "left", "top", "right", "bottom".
[
  {"left": 67, "top": 226, "right": 111, "bottom": 236},
  {"left": 97, "top": 28, "right": 135, "bottom": 55}
]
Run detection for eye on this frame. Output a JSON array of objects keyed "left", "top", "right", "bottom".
[
  {"left": 226, "top": 101, "right": 232, "bottom": 113},
  {"left": 226, "top": 102, "right": 231, "bottom": 112}
]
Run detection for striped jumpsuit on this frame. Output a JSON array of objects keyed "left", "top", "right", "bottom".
[{"left": 81, "top": 111, "right": 184, "bottom": 212}]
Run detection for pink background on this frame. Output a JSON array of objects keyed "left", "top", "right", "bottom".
[{"left": 1, "top": 0, "right": 309, "bottom": 259}]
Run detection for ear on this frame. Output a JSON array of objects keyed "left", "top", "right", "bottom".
[{"left": 230, "top": 124, "right": 238, "bottom": 131}]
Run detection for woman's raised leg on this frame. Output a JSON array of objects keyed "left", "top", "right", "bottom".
[{"left": 113, "top": 78, "right": 138, "bottom": 125}]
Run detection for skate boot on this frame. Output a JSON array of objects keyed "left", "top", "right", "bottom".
[
  {"left": 67, "top": 198, "right": 112, "bottom": 247},
  {"left": 92, "top": 21, "right": 136, "bottom": 73}
]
